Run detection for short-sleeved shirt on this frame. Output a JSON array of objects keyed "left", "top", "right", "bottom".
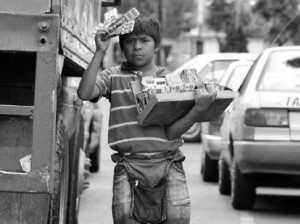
[{"left": 95, "top": 62, "right": 183, "bottom": 154}]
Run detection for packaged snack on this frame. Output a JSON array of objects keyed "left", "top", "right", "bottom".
[
  {"left": 180, "top": 68, "right": 198, "bottom": 84},
  {"left": 105, "top": 8, "right": 139, "bottom": 33},
  {"left": 204, "top": 77, "right": 222, "bottom": 93},
  {"left": 164, "top": 73, "right": 183, "bottom": 86},
  {"left": 94, "top": 8, "right": 140, "bottom": 40}
]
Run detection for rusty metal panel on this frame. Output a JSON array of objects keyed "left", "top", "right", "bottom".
[
  {"left": 0, "top": 0, "right": 51, "bottom": 14},
  {"left": 0, "top": 105, "right": 33, "bottom": 116},
  {"left": 0, "top": 192, "right": 49, "bottom": 224},
  {"left": 61, "top": 0, "right": 101, "bottom": 70},
  {"left": 0, "top": 172, "right": 49, "bottom": 192},
  {"left": 31, "top": 52, "right": 59, "bottom": 178},
  {"left": 0, "top": 116, "right": 32, "bottom": 172},
  {"left": 0, "top": 13, "right": 60, "bottom": 52}
]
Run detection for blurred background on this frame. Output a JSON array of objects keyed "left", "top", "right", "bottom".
[{"left": 103, "top": 0, "right": 300, "bottom": 70}]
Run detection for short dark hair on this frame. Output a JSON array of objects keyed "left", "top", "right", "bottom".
[{"left": 119, "top": 10, "right": 161, "bottom": 50}]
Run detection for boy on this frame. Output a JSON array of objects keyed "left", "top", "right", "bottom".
[{"left": 78, "top": 10, "right": 215, "bottom": 224}]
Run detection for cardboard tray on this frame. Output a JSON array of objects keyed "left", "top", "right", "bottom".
[{"left": 135, "top": 90, "right": 235, "bottom": 126}]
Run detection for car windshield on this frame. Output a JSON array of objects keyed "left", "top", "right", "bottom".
[
  {"left": 197, "top": 60, "right": 235, "bottom": 82},
  {"left": 225, "top": 65, "right": 251, "bottom": 91},
  {"left": 258, "top": 50, "right": 300, "bottom": 91}
]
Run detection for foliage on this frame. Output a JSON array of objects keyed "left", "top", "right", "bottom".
[
  {"left": 252, "top": 0, "right": 300, "bottom": 45},
  {"left": 206, "top": 0, "right": 234, "bottom": 32},
  {"left": 206, "top": 0, "right": 300, "bottom": 49},
  {"left": 206, "top": 0, "right": 251, "bottom": 52},
  {"left": 117, "top": 0, "right": 300, "bottom": 47},
  {"left": 164, "top": 0, "right": 197, "bottom": 37},
  {"left": 221, "top": 26, "right": 248, "bottom": 52},
  {"left": 117, "top": 0, "right": 197, "bottom": 38}
]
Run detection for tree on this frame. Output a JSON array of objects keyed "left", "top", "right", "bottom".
[
  {"left": 252, "top": 0, "right": 300, "bottom": 45},
  {"left": 205, "top": 0, "right": 252, "bottom": 52},
  {"left": 164, "top": 0, "right": 197, "bottom": 38},
  {"left": 222, "top": 26, "right": 248, "bottom": 52},
  {"left": 117, "top": 0, "right": 197, "bottom": 38}
]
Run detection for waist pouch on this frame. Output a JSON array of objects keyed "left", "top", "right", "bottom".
[{"left": 112, "top": 151, "right": 184, "bottom": 224}]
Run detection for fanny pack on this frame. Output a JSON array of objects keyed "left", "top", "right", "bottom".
[{"left": 112, "top": 151, "right": 184, "bottom": 224}]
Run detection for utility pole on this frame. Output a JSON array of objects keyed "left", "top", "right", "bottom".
[
  {"left": 157, "top": 0, "right": 164, "bottom": 65},
  {"left": 234, "top": 0, "right": 241, "bottom": 30},
  {"left": 197, "top": 0, "right": 205, "bottom": 33}
]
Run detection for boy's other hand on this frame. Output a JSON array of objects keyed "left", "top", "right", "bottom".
[
  {"left": 193, "top": 87, "right": 216, "bottom": 113},
  {"left": 95, "top": 28, "right": 110, "bottom": 53}
]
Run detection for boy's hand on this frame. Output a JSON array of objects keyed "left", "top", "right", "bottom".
[
  {"left": 95, "top": 27, "right": 110, "bottom": 53},
  {"left": 193, "top": 87, "right": 216, "bottom": 113}
]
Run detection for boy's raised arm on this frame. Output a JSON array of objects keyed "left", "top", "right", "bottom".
[{"left": 77, "top": 29, "right": 110, "bottom": 101}]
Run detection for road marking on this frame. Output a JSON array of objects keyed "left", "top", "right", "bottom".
[{"left": 240, "top": 212, "right": 254, "bottom": 224}]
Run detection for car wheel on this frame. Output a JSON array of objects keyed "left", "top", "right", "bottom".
[
  {"left": 218, "top": 156, "right": 231, "bottom": 195},
  {"left": 231, "top": 160, "right": 256, "bottom": 210},
  {"left": 182, "top": 123, "right": 201, "bottom": 142},
  {"left": 201, "top": 150, "right": 218, "bottom": 182}
]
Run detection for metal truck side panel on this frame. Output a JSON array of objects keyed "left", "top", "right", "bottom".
[
  {"left": 0, "top": 0, "right": 120, "bottom": 222},
  {"left": 0, "top": 192, "right": 49, "bottom": 224},
  {"left": 0, "top": 13, "right": 59, "bottom": 52},
  {"left": 32, "top": 51, "right": 59, "bottom": 175},
  {"left": 0, "top": 15, "right": 60, "bottom": 193},
  {"left": 0, "top": 0, "right": 51, "bottom": 13},
  {"left": 60, "top": 0, "right": 102, "bottom": 70},
  {"left": 58, "top": 78, "right": 83, "bottom": 139}
]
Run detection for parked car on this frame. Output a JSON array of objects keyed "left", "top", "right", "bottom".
[
  {"left": 172, "top": 53, "right": 258, "bottom": 142},
  {"left": 200, "top": 60, "right": 255, "bottom": 182},
  {"left": 218, "top": 46, "right": 300, "bottom": 210}
]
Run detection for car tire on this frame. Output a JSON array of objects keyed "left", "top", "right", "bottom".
[
  {"left": 218, "top": 156, "right": 231, "bottom": 195},
  {"left": 201, "top": 150, "right": 218, "bottom": 182},
  {"left": 231, "top": 160, "right": 256, "bottom": 210}
]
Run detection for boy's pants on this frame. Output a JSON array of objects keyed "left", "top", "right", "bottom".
[{"left": 112, "top": 160, "right": 191, "bottom": 224}]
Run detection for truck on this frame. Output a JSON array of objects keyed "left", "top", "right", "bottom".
[{"left": 0, "top": 0, "right": 120, "bottom": 223}]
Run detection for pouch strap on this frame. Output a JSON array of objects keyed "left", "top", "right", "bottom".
[{"left": 111, "top": 150, "right": 184, "bottom": 163}]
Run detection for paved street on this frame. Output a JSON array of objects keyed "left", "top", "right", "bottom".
[
  {"left": 79, "top": 99, "right": 300, "bottom": 224},
  {"left": 79, "top": 141, "right": 300, "bottom": 224}
]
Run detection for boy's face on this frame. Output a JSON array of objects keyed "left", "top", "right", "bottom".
[{"left": 122, "top": 33, "right": 158, "bottom": 69}]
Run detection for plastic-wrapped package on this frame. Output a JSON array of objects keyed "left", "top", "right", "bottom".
[{"left": 94, "top": 8, "right": 140, "bottom": 40}]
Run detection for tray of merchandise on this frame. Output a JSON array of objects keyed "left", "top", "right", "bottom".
[
  {"left": 134, "top": 90, "right": 234, "bottom": 126},
  {"left": 130, "top": 69, "right": 235, "bottom": 126}
]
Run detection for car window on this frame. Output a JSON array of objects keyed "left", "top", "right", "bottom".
[
  {"left": 197, "top": 60, "right": 235, "bottom": 82},
  {"left": 238, "top": 54, "right": 261, "bottom": 94},
  {"left": 225, "top": 65, "right": 251, "bottom": 91},
  {"left": 257, "top": 50, "right": 300, "bottom": 91}
]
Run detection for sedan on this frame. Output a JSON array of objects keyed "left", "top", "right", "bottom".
[
  {"left": 200, "top": 60, "right": 254, "bottom": 182},
  {"left": 173, "top": 53, "right": 258, "bottom": 142},
  {"left": 219, "top": 46, "right": 300, "bottom": 210}
]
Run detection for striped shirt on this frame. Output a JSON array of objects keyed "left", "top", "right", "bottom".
[{"left": 95, "top": 62, "right": 183, "bottom": 154}]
